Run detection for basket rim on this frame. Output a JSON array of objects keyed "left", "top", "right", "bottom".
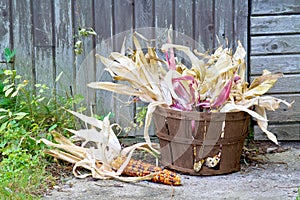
[{"left": 154, "top": 106, "right": 250, "bottom": 121}]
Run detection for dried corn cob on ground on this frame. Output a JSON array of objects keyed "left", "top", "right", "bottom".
[{"left": 112, "top": 157, "right": 181, "bottom": 186}]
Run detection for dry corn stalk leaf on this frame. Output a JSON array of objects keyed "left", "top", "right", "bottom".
[
  {"left": 39, "top": 111, "right": 180, "bottom": 185},
  {"left": 255, "top": 106, "right": 278, "bottom": 144},
  {"left": 88, "top": 82, "right": 145, "bottom": 98},
  {"left": 244, "top": 70, "right": 283, "bottom": 99},
  {"left": 143, "top": 101, "right": 168, "bottom": 155},
  {"left": 219, "top": 103, "right": 267, "bottom": 122},
  {"left": 161, "top": 43, "right": 206, "bottom": 81}
]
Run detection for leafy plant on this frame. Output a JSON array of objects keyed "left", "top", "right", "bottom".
[
  {"left": 0, "top": 121, "right": 49, "bottom": 199},
  {"left": 0, "top": 69, "right": 85, "bottom": 198},
  {"left": 74, "top": 27, "right": 96, "bottom": 55},
  {"left": 0, "top": 84, "right": 14, "bottom": 109},
  {"left": 3, "top": 47, "right": 16, "bottom": 63}
]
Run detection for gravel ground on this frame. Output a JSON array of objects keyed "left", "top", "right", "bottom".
[{"left": 43, "top": 142, "right": 300, "bottom": 200}]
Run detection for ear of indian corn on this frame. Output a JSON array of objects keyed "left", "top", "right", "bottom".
[{"left": 112, "top": 157, "right": 181, "bottom": 186}]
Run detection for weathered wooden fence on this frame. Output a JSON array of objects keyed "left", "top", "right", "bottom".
[
  {"left": 250, "top": 0, "right": 300, "bottom": 140},
  {"left": 0, "top": 0, "right": 298, "bottom": 139}
]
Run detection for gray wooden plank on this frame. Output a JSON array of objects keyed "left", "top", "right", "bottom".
[
  {"left": 114, "top": 0, "right": 133, "bottom": 34},
  {"left": 250, "top": 55, "right": 300, "bottom": 75},
  {"left": 94, "top": 0, "right": 115, "bottom": 118},
  {"left": 0, "top": 0, "right": 11, "bottom": 62},
  {"left": 134, "top": 0, "right": 155, "bottom": 137},
  {"left": 113, "top": 0, "right": 134, "bottom": 50},
  {"left": 154, "top": 0, "right": 172, "bottom": 50},
  {"left": 134, "top": 0, "right": 155, "bottom": 44},
  {"left": 11, "top": 0, "right": 34, "bottom": 82},
  {"left": 33, "top": 0, "right": 53, "bottom": 47},
  {"left": 214, "top": 0, "right": 234, "bottom": 48},
  {"left": 251, "top": 35, "right": 300, "bottom": 55},
  {"left": 252, "top": 0, "right": 300, "bottom": 15},
  {"left": 250, "top": 74, "right": 300, "bottom": 94},
  {"left": 194, "top": 0, "right": 214, "bottom": 51},
  {"left": 34, "top": 47, "right": 54, "bottom": 88},
  {"left": 234, "top": 0, "right": 249, "bottom": 80},
  {"left": 33, "top": 0, "right": 54, "bottom": 88},
  {"left": 94, "top": 0, "right": 112, "bottom": 41},
  {"left": 154, "top": 0, "right": 172, "bottom": 28},
  {"left": 74, "top": 0, "right": 96, "bottom": 113},
  {"left": 113, "top": 0, "right": 135, "bottom": 135},
  {"left": 172, "top": 0, "right": 194, "bottom": 68},
  {"left": 251, "top": 15, "right": 300, "bottom": 35},
  {"left": 54, "top": 0, "right": 74, "bottom": 95},
  {"left": 134, "top": 0, "right": 154, "bottom": 28},
  {"left": 174, "top": 0, "right": 193, "bottom": 47},
  {"left": 234, "top": 0, "right": 248, "bottom": 50},
  {"left": 254, "top": 123, "right": 300, "bottom": 141}
]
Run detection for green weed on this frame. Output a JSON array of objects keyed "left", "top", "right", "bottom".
[
  {"left": 0, "top": 68, "right": 84, "bottom": 198},
  {"left": 3, "top": 48, "right": 16, "bottom": 63}
]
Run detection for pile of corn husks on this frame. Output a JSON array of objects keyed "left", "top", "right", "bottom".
[
  {"left": 38, "top": 110, "right": 159, "bottom": 183},
  {"left": 88, "top": 30, "right": 292, "bottom": 146}
]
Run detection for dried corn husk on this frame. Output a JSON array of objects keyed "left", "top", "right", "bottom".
[
  {"left": 87, "top": 30, "right": 293, "bottom": 145},
  {"left": 38, "top": 111, "right": 181, "bottom": 185}
]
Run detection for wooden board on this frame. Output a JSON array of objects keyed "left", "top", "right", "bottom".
[
  {"left": 134, "top": 0, "right": 154, "bottom": 28},
  {"left": 251, "top": 35, "right": 300, "bottom": 55},
  {"left": 252, "top": 0, "right": 300, "bottom": 15},
  {"left": 0, "top": 0, "right": 11, "bottom": 62},
  {"left": 33, "top": 0, "right": 53, "bottom": 47},
  {"left": 34, "top": 47, "right": 54, "bottom": 88},
  {"left": 234, "top": 0, "right": 249, "bottom": 78},
  {"left": 11, "top": 0, "right": 34, "bottom": 82},
  {"left": 254, "top": 123, "right": 300, "bottom": 141},
  {"left": 33, "top": 0, "right": 54, "bottom": 88},
  {"left": 250, "top": 74, "right": 300, "bottom": 94},
  {"left": 94, "top": 0, "right": 114, "bottom": 117},
  {"left": 214, "top": 0, "right": 234, "bottom": 48},
  {"left": 113, "top": 0, "right": 133, "bottom": 49},
  {"left": 74, "top": 0, "right": 96, "bottom": 114},
  {"left": 173, "top": 0, "right": 193, "bottom": 47},
  {"left": 234, "top": 0, "right": 249, "bottom": 49},
  {"left": 251, "top": 15, "right": 300, "bottom": 35},
  {"left": 134, "top": 0, "right": 156, "bottom": 136},
  {"left": 154, "top": 0, "right": 172, "bottom": 50},
  {"left": 113, "top": 0, "right": 135, "bottom": 135},
  {"left": 250, "top": 55, "right": 300, "bottom": 75},
  {"left": 250, "top": 1, "right": 300, "bottom": 142},
  {"left": 54, "top": 0, "right": 74, "bottom": 95},
  {"left": 154, "top": 0, "right": 173, "bottom": 28},
  {"left": 194, "top": 0, "right": 214, "bottom": 51}
]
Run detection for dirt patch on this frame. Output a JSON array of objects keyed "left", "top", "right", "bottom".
[{"left": 43, "top": 142, "right": 300, "bottom": 200}]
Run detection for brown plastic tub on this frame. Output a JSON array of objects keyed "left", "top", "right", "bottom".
[{"left": 153, "top": 106, "right": 250, "bottom": 175}]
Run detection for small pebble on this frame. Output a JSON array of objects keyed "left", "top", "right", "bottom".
[
  {"left": 53, "top": 185, "right": 60, "bottom": 190},
  {"left": 266, "top": 147, "right": 278, "bottom": 153}
]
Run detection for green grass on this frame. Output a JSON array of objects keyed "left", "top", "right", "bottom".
[
  {"left": 0, "top": 162, "right": 48, "bottom": 199},
  {"left": 0, "top": 69, "right": 83, "bottom": 198}
]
